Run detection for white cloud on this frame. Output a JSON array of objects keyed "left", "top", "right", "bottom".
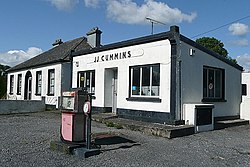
[
  {"left": 84, "top": 0, "right": 100, "bottom": 8},
  {"left": 230, "top": 39, "right": 248, "bottom": 47},
  {"left": 237, "top": 53, "right": 250, "bottom": 72},
  {"left": 47, "top": 0, "right": 79, "bottom": 11},
  {"left": 229, "top": 23, "right": 249, "bottom": 37},
  {"left": 0, "top": 47, "right": 43, "bottom": 67},
  {"left": 106, "top": 0, "right": 197, "bottom": 25}
]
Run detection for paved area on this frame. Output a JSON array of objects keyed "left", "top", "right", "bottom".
[
  {"left": 92, "top": 113, "right": 195, "bottom": 138},
  {"left": 1, "top": 111, "right": 250, "bottom": 167}
]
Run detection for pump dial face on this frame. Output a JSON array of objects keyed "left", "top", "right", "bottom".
[{"left": 83, "top": 102, "right": 91, "bottom": 114}]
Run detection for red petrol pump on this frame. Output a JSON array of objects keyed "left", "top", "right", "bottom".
[
  {"left": 61, "top": 89, "right": 87, "bottom": 143},
  {"left": 57, "top": 88, "right": 100, "bottom": 158}
]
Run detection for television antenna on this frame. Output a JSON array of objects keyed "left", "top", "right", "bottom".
[{"left": 146, "top": 17, "right": 166, "bottom": 35}]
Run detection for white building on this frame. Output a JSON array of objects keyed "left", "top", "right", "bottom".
[
  {"left": 241, "top": 72, "right": 250, "bottom": 120},
  {"left": 6, "top": 28, "right": 102, "bottom": 108},
  {"left": 72, "top": 26, "right": 243, "bottom": 125}
]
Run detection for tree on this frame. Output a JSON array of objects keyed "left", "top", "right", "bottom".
[
  {"left": 196, "top": 37, "right": 237, "bottom": 63},
  {"left": 0, "top": 64, "right": 11, "bottom": 99}
]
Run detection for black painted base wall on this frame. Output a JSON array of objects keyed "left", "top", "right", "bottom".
[
  {"left": 117, "top": 108, "right": 183, "bottom": 125},
  {"left": 91, "top": 107, "right": 184, "bottom": 125},
  {"left": 92, "top": 107, "right": 112, "bottom": 114}
]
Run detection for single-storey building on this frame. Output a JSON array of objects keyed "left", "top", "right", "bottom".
[
  {"left": 72, "top": 26, "right": 244, "bottom": 127},
  {"left": 6, "top": 28, "right": 102, "bottom": 108},
  {"left": 241, "top": 72, "right": 250, "bottom": 120}
]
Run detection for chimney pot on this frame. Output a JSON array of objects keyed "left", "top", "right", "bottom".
[
  {"left": 52, "top": 39, "right": 63, "bottom": 47},
  {"left": 170, "top": 25, "right": 179, "bottom": 34}
]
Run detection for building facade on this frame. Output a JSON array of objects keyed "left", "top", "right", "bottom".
[
  {"left": 241, "top": 72, "right": 250, "bottom": 120},
  {"left": 6, "top": 28, "right": 101, "bottom": 108},
  {"left": 72, "top": 26, "right": 243, "bottom": 124}
]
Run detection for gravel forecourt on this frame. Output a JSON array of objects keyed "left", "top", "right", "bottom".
[{"left": 1, "top": 111, "right": 250, "bottom": 167}]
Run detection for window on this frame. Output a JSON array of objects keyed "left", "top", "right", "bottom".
[
  {"left": 36, "top": 71, "right": 42, "bottom": 95},
  {"left": 17, "top": 74, "right": 22, "bottom": 95},
  {"left": 78, "top": 70, "right": 95, "bottom": 94},
  {"left": 242, "top": 84, "right": 247, "bottom": 96},
  {"left": 203, "top": 66, "right": 225, "bottom": 101},
  {"left": 48, "top": 69, "right": 55, "bottom": 95},
  {"left": 9, "top": 75, "right": 14, "bottom": 94},
  {"left": 130, "top": 64, "right": 160, "bottom": 97}
]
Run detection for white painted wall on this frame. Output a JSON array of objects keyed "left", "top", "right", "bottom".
[
  {"left": 180, "top": 42, "right": 242, "bottom": 117},
  {"left": 7, "top": 63, "right": 68, "bottom": 108},
  {"left": 241, "top": 72, "right": 250, "bottom": 120},
  {"left": 72, "top": 39, "right": 172, "bottom": 113}
]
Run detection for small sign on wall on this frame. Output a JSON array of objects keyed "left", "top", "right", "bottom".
[{"left": 45, "top": 97, "right": 57, "bottom": 105}]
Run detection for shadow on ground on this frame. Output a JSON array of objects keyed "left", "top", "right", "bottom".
[{"left": 93, "top": 133, "right": 141, "bottom": 152}]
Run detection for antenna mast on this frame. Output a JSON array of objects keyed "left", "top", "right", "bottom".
[{"left": 146, "top": 17, "right": 166, "bottom": 35}]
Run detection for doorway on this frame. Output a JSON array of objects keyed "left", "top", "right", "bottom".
[
  {"left": 112, "top": 69, "right": 118, "bottom": 113},
  {"left": 104, "top": 68, "right": 118, "bottom": 114},
  {"left": 24, "top": 71, "right": 32, "bottom": 100}
]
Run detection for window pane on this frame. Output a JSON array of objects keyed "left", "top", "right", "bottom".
[
  {"left": 17, "top": 74, "right": 22, "bottom": 94},
  {"left": 48, "top": 70, "right": 55, "bottom": 95},
  {"left": 10, "top": 75, "right": 14, "bottom": 93},
  {"left": 215, "top": 70, "right": 222, "bottom": 98},
  {"left": 152, "top": 65, "right": 160, "bottom": 96},
  {"left": 208, "top": 69, "right": 214, "bottom": 97},
  {"left": 79, "top": 72, "right": 84, "bottom": 88},
  {"left": 242, "top": 84, "right": 247, "bottom": 96},
  {"left": 92, "top": 72, "right": 95, "bottom": 93},
  {"left": 36, "top": 72, "right": 42, "bottom": 95},
  {"left": 142, "top": 66, "right": 150, "bottom": 96},
  {"left": 132, "top": 67, "right": 140, "bottom": 95},
  {"left": 86, "top": 72, "right": 90, "bottom": 87},
  {"left": 203, "top": 69, "right": 208, "bottom": 98}
]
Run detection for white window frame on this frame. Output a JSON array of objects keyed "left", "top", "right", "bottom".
[
  {"left": 78, "top": 70, "right": 95, "bottom": 94},
  {"left": 48, "top": 69, "right": 55, "bottom": 95},
  {"left": 9, "top": 75, "right": 14, "bottom": 94},
  {"left": 17, "top": 74, "right": 22, "bottom": 95},
  {"left": 203, "top": 66, "right": 224, "bottom": 100},
  {"left": 130, "top": 64, "right": 160, "bottom": 98},
  {"left": 36, "top": 71, "right": 42, "bottom": 95}
]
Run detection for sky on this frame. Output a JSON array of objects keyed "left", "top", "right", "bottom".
[{"left": 1, "top": 0, "right": 250, "bottom": 71}]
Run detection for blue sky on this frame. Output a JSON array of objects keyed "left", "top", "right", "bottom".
[{"left": 1, "top": 0, "right": 250, "bottom": 71}]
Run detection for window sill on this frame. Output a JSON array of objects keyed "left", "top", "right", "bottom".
[
  {"left": 47, "top": 94, "right": 55, "bottom": 96},
  {"left": 35, "top": 93, "right": 41, "bottom": 96},
  {"left": 126, "top": 97, "right": 161, "bottom": 103},
  {"left": 17, "top": 93, "right": 21, "bottom": 95},
  {"left": 202, "top": 98, "right": 227, "bottom": 102}
]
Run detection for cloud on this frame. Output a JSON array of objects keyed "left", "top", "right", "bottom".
[
  {"left": 84, "top": 0, "right": 100, "bottom": 8},
  {"left": 47, "top": 0, "right": 79, "bottom": 11},
  {"left": 237, "top": 53, "right": 250, "bottom": 72},
  {"left": 230, "top": 39, "right": 248, "bottom": 47},
  {"left": 106, "top": 0, "right": 197, "bottom": 25},
  {"left": 229, "top": 23, "right": 249, "bottom": 37},
  {"left": 0, "top": 47, "right": 43, "bottom": 67}
]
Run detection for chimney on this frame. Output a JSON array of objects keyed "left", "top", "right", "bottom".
[
  {"left": 170, "top": 25, "right": 179, "bottom": 34},
  {"left": 52, "top": 39, "right": 63, "bottom": 47},
  {"left": 86, "top": 27, "right": 102, "bottom": 48}
]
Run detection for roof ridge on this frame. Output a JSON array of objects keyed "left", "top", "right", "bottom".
[
  {"left": 7, "top": 36, "right": 90, "bottom": 72},
  {"left": 61, "top": 37, "right": 86, "bottom": 60}
]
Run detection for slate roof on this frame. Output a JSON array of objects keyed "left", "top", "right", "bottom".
[{"left": 8, "top": 37, "right": 91, "bottom": 72}]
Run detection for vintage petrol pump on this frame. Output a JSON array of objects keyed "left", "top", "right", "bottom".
[
  {"left": 59, "top": 88, "right": 99, "bottom": 158},
  {"left": 60, "top": 89, "right": 87, "bottom": 142}
]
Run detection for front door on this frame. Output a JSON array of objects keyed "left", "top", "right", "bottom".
[
  {"left": 24, "top": 71, "right": 32, "bottom": 100},
  {"left": 27, "top": 77, "right": 32, "bottom": 100},
  {"left": 112, "top": 69, "right": 118, "bottom": 113}
]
